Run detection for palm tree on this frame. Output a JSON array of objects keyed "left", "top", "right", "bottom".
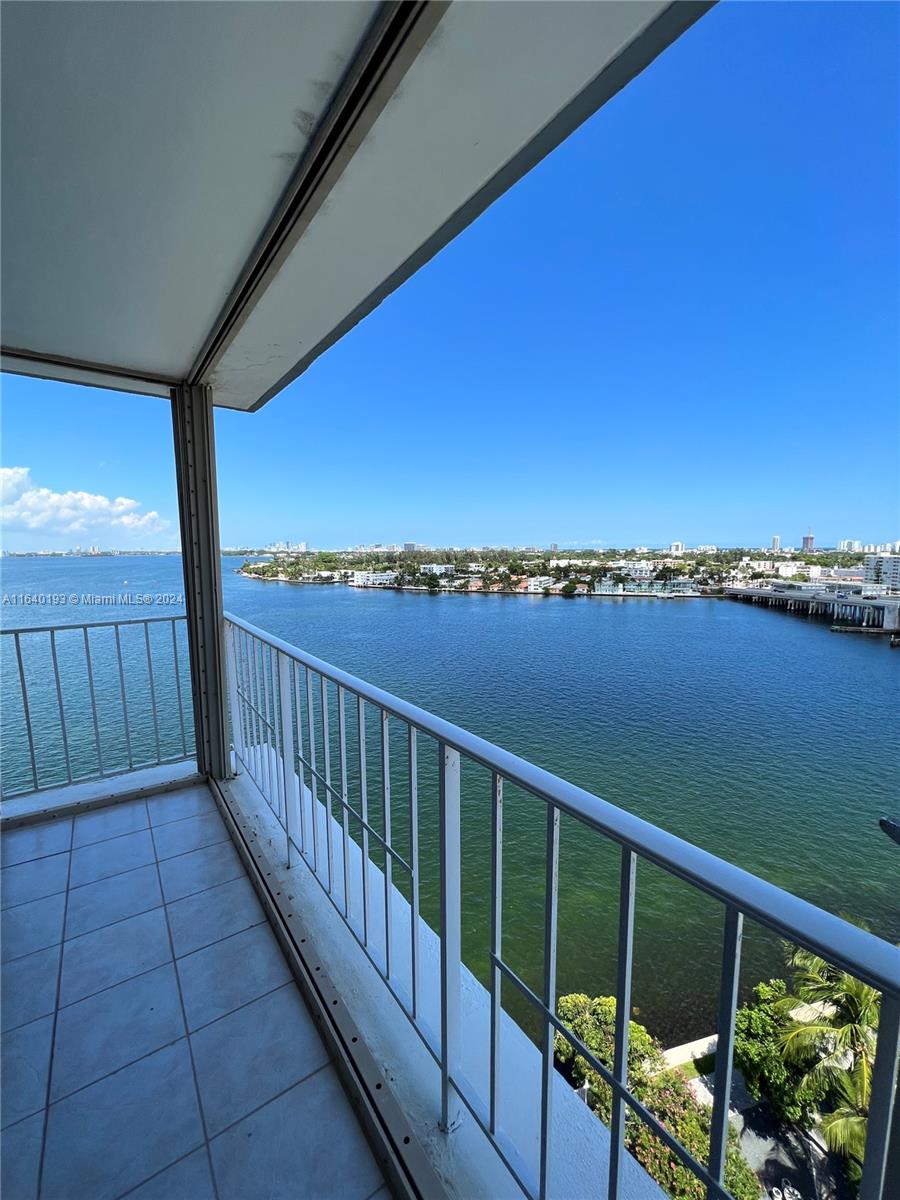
[
  {"left": 818, "top": 1058, "right": 870, "bottom": 1173},
  {"left": 778, "top": 943, "right": 880, "bottom": 1175},
  {"left": 779, "top": 946, "right": 879, "bottom": 1084}
]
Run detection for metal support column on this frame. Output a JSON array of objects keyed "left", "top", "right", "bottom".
[{"left": 171, "top": 383, "right": 230, "bottom": 779}]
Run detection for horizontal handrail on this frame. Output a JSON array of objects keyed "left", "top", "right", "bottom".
[
  {"left": 224, "top": 610, "right": 900, "bottom": 999},
  {"left": 1, "top": 615, "right": 184, "bottom": 636}
]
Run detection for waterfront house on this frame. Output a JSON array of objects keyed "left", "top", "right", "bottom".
[
  {"left": 1, "top": 4, "right": 898, "bottom": 1200},
  {"left": 528, "top": 576, "right": 556, "bottom": 594}
]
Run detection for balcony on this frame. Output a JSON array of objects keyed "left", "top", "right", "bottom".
[
  {"left": 1, "top": 4, "right": 898, "bottom": 1197},
  {"left": 2, "top": 613, "right": 898, "bottom": 1200}
]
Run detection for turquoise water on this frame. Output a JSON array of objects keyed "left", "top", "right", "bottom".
[{"left": 2, "top": 555, "right": 898, "bottom": 1045}]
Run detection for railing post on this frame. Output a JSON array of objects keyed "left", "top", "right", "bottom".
[
  {"left": 277, "top": 651, "right": 297, "bottom": 868},
  {"left": 860, "top": 990, "right": 900, "bottom": 1200},
  {"left": 708, "top": 906, "right": 743, "bottom": 1197},
  {"left": 609, "top": 848, "right": 636, "bottom": 1200},
  {"left": 438, "top": 743, "right": 462, "bottom": 1132},
  {"left": 224, "top": 621, "right": 244, "bottom": 775},
  {"left": 489, "top": 772, "right": 503, "bottom": 1136},
  {"left": 539, "top": 803, "right": 560, "bottom": 1200}
]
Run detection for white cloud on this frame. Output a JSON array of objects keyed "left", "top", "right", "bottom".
[{"left": 0, "top": 467, "right": 169, "bottom": 538}]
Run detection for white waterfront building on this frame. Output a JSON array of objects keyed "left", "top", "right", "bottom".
[
  {"left": 421, "top": 563, "right": 454, "bottom": 576},
  {"left": 350, "top": 570, "right": 399, "bottom": 587},
  {"left": 527, "top": 576, "right": 555, "bottom": 593}
]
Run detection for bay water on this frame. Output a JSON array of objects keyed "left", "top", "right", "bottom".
[{"left": 2, "top": 554, "right": 897, "bottom": 1046}]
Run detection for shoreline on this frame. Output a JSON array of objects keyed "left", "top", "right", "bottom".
[{"left": 235, "top": 569, "right": 717, "bottom": 599}]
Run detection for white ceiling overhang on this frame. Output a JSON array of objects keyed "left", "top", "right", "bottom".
[{"left": 1, "top": 0, "right": 711, "bottom": 411}]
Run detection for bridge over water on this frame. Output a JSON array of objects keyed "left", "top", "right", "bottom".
[{"left": 725, "top": 586, "right": 900, "bottom": 631}]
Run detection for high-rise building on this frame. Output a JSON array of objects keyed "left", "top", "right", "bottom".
[
  {"left": 801, "top": 533, "right": 814, "bottom": 552},
  {"left": 864, "top": 554, "right": 900, "bottom": 592},
  {"left": 403, "top": 542, "right": 416, "bottom": 552},
  {"left": 549, "top": 543, "right": 558, "bottom": 553},
  {"left": 771, "top": 535, "right": 781, "bottom": 552},
  {"left": 669, "top": 541, "right": 685, "bottom": 555}
]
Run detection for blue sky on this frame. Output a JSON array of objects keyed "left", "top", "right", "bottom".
[{"left": 2, "top": 0, "right": 898, "bottom": 552}]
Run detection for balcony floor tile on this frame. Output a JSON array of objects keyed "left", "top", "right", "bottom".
[
  {"left": 151, "top": 810, "right": 228, "bottom": 861},
  {"left": 1, "top": 1014, "right": 53, "bottom": 1128},
  {"left": 1, "top": 942, "right": 61, "bottom": 1032},
  {"left": 41, "top": 1039, "right": 204, "bottom": 1200},
  {"left": 64, "top": 862, "right": 162, "bottom": 940},
  {"left": 2, "top": 891, "right": 66, "bottom": 962},
  {"left": 1, "top": 817, "right": 72, "bottom": 868},
  {"left": 176, "top": 922, "right": 291, "bottom": 1032},
  {"left": 1, "top": 850, "right": 69, "bottom": 909},
  {"left": 59, "top": 907, "right": 171, "bottom": 1007},
  {"left": 190, "top": 982, "right": 329, "bottom": 1136},
  {"left": 209, "top": 1066, "right": 383, "bottom": 1200},
  {"left": 0, "top": 1110, "right": 44, "bottom": 1200},
  {"left": 157, "top": 839, "right": 244, "bottom": 903},
  {"left": 126, "top": 1147, "right": 217, "bottom": 1200},
  {"left": 147, "top": 785, "right": 217, "bottom": 827},
  {"left": 69, "top": 828, "right": 155, "bottom": 888},
  {"left": 72, "top": 797, "right": 149, "bottom": 848},
  {"left": 51, "top": 963, "right": 184, "bottom": 1101},
  {"left": 167, "top": 874, "right": 264, "bottom": 959}
]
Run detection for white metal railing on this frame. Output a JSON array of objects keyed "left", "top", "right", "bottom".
[
  {"left": 223, "top": 611, "right": 900, "bottom": 1200},
  {"left": 1, "top": 616, "right": 195, "bottom": 798}
]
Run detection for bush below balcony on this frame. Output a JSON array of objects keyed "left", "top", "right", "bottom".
[{"left": 554, "top": 994, "right": 760, "bottom": 1200}]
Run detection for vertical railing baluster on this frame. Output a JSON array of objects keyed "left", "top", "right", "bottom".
[
  {"left": 49, "top": 630, "right": 72, "bottom": 784},
  {"left": 278, "top": 651, "right": 296, "bottom": 868},
  {"left": 143, "top": 622, "right": 161, "bottom": 764},
  {"left": 609, "top": 848, "right": 636, "bottom": 1200},
  {"left": 358, "top": 697, "right": 370, "bottom": 947},
  {"left": 83, "top": 627, "right": 104, "bottom": 774},
  {"left": 252, "top": 637, "right": 269, "bottom": 798},
  {"left": 489, "top": 772, "right": 503, "bottom": 1135},
  {"left": 306, "top": 668, "right": 319, "bottom": 873},
  {"left": 382, "top": 710, "right": 393, "bottom": 980},
  {"left": 224, "top": 621, "right": 243, "bottom": 770},
  {"left": 708, "top": 906, "right": 743, "bottom": 1197},
  {"left": 269, "top": 646, "right": 285, "bottom": 821},
  {"left": 539, "top": 804, "right": 560, "bottom": 1200},
  {"left": 293, "top": 663, "right": 307, "bottom": 855},
  {"left": 246, "top": 634, "right": 261, "bottom": 789},
  {"left": 438, "top": 743, "right": 462, "bottom": 1133},
  {"left": 114, "top": 624, "right": 133, "bottom": 770},
  {"left": 13, "top": 634, "right": 38, "bottom": 791},
  {"left": 262, "top": 643, "right": 276, "bottom": 812},
  {"left": 409, "top": 726, "right": 420, "bottom": 1021},
  {"left": 859, "top": 990, "right": 900, "bottom": 1200},
  {"left": 339, "top": 686, "right": 351, "bottom": 919},
  {"left": 171, "top": 619, "right": 188, "bottom": 757},
  {"left": 321, "top": 676, "right": 334, "bottom": 894},
  {"left": 239, "top": 629, "right": 255, "bottom": 781}
]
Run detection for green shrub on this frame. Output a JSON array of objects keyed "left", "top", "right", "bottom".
[
  {"left": 733, "top": 979, "right": 826, "bottom": 1127},
  {"left": 628, "top": 1073, "right": 760, "bottom": 1200},
  {"left": 555, "top": 994, "right": 760, "bottom": 1200},
  {"left": 554, "top": 993, "right": 663, "bottom": 1121}
]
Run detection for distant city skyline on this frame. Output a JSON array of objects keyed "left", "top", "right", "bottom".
[
  {"left": 4, "top": 526, "right": 900, "bottom": 557},
  {"left": 1, "top": 3, "right": 897, "bottom": 555}
]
